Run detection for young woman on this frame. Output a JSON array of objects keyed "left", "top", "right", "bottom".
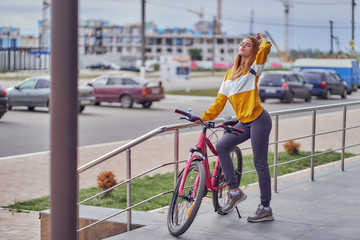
[{"left": 200, "top": 32, "right": 274, "bottom": 222}]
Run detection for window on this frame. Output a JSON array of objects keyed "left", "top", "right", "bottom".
[
  {"left": 175, "top": 39, "right": 183, "bottom": 45},
  {"left": 117, "top": 47, "right": 122, "bottom": 52},
  {"left": 167, "top": 48, "right": 172, "bottom": 53},
  {"left": 177, "top": 48, "right": 182, "bottom": 53},
  {"left": 108, "top": 77, "right": 123, "bottom": 85},
  {"left": 217, "top": 39, "right": 224, "bottom": 44},
  {"left": 166, "top": 38, "right": 172, "bottom": 46},
  {"left": 36, "top": 79, "right": 50, "bottom": 89},
  {"left": 155, "top": 38, "right": 162, "bottom": 45},
  {"left": 92, "top": 76, "right": 108, "bottom": 86},
  {"left": 19, "top": 78, "right": 38, "bottom": 89},
  {"left": 156, "top": 48, "right": 162, "bottom": 53},
  {"left": 145, "top": 48, "right": 152, "bottom": 53},
  {"left": 227, "top": 38, "right": 234, "bottom": 44},
  {"left": 123, "top": 78, "right": 138, "bottom": 85}
]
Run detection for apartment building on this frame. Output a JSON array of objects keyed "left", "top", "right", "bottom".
[{"left": 79, "top": 20, "right": 245, "bottom": 66}]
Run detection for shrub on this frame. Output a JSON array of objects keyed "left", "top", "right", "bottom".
[
  {"left": 97, "top": 171, "right": 117, "bottom": 197},
  {"left": 283, "top": 140, "right": 301, "bottom": 155}
]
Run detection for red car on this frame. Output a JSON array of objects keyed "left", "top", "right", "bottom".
[{"left": 88, "top": 75, "right": 164, "bottom": 108}]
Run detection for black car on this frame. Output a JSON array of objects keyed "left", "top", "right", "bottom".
[
  {"left": 0, "top": 86, "right": 8, "bottom": 119},
  {"left": 301, "top": 69, "right": 347, "bottom": 99},
  {"left": 86, "top": 62, "right": 120, "bottom": 70},
  {"left": 259, "top": 71, "right": 313, "bottom": 103}
]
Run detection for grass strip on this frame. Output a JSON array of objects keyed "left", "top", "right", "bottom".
[{"left": 3, "top": 150, "right": 354, "bottom": 212}]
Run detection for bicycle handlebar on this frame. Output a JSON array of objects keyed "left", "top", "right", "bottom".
[
  {"left": 174, "top": 109, "right": 244, "bottom": 134},
  {"left": 174, "top": 109, "right": 204, "bottom": 124}
]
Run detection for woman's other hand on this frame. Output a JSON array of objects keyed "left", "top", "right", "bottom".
[{"left": 256, "top": 32, "right": 265, "bottom": 42}]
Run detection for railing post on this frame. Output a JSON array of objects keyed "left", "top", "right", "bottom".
[
  {"left": 126, "top": 148, "right": 132, "bottom": 231},
  {"left": 341, "top": 106, "right": 347, "bottom": 172},
  {"left": 273, "top": 115, "right": 279, "bottom": 193},
  {"left": 174, "top": 129, "right": 179, "bottom": 187},
  {"left": 310, "top": 110, "right": 316, "bottom": 181}
]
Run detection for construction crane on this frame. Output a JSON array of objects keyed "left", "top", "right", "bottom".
[
  {"left": 265, "top": 30, "right": 293, "bottom": 63},
  {"left": 186, "top": 7, "right": 204, "bottom": 21}
]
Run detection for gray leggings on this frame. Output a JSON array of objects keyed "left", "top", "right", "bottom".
[{"left": 216, "top": 110, "right": 272, "bottom": 207}]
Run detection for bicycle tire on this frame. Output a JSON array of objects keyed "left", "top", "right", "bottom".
[
  {"left": 212, "top": 146, "right": 243, "bottom": 212},
  {"left": 167, "top": 160, "right": 206, "bottom": 236}
]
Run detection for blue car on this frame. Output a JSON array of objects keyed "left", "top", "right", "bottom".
[
  {"left": 259, "top": 71, "right": 313, "bottom": 103},
  {"left": 300, "top": 69, "right": 347, "bottom": 99}
]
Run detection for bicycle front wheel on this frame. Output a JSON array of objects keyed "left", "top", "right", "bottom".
[
  {"left": 167, "top": 160, "right": 206, "bottom": 236},
  {"left": 212, "top": 146, "right": 243, "bottom": 212}
]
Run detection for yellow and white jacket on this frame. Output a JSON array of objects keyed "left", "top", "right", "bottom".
[{"left": 201, "top": 39, "right": 272, "bottom": 123}]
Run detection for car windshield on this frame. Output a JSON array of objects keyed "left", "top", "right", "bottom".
[{"left": 132, "top": 77, "right": 148, "bottom": 85}]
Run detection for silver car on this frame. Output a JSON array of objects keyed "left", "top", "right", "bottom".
[{"left": 7, "top": 76, "right": 95, "bottom": 113}]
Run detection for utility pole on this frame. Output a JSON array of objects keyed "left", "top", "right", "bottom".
[
  {"left": 216, "top": 0, "right": 222, "bottom": 35},
  {"left": 279, "top": 0, "right": 290, "bottom": 58},
  {"left": 249, "top": 9, "right": 254, "bottom": 35},
  {"left": 212, "top": 16, "right": 216, "bottom": 76},
  {"left": 351, "top": 0, "right": 356, "bottom": 54},
  {"left": 330, "top": 20, "right": 334, "bottom": 54},
  {"left": 141, "top": 0, "right": 146, "bottom": 78}
]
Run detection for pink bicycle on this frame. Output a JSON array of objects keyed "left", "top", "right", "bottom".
[{"left": 167, "top": 109, "right": 244, "bottom": 236}]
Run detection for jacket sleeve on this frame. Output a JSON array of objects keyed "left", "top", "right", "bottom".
[
  {"left": 201, "top": 92, "right": 228, "bottom": 122},
  {"left": 254, "top": 39, "right": 272, "bottom": 75}
]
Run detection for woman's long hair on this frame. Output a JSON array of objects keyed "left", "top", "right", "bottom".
[{"left": 230, "top": 36, "right": 259, "bottom": 80}]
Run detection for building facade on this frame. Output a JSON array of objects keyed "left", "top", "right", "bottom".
[{"left": 79, "top": 20, "right": 245, "bottom": 67}]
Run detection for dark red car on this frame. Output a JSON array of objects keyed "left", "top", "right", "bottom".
[{"left": 88, "top": 75, "right": 164, "bottom": 108}]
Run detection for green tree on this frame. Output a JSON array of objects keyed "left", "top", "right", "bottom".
[{"left": 188, "top": 48, "right": 202, "bottom": 60}]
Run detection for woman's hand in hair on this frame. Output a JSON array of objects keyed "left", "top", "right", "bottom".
[{"left": 256, "top": 32, "right": 265, "bottom": 42}]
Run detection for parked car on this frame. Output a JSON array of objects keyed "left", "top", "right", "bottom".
[
  {"left": 258, "top": 71, "right": 313, "bottom": 103},
  {"left": 87, "top": 75, "right": 164, "bottom": 108},
  {"left": 292, "top": 58, "right": 359, "bottom": 93},
  {"left": 300, "top": 69, "right": 347, "bottom": 99},
  {"left": 0, "top": 85, "right": 8, "bottom": 119},
  {"left": 120, "top": 65, "right": 140, "bottom": 72},
  {"left": 86, "top": 62, "right": 120, "bottom": 70},
  {"left": 7, "top": 76, "right": 95, "bottom": 113}
]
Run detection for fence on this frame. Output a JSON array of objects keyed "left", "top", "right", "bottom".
[
  {"left": 76, "top": 101, "right": 360, "bottom": 233},
  {"left": 0, "top": 48, "right": 50, "bottom": 70}
]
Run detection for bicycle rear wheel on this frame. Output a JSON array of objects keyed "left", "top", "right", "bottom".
[
  {"left": 212, "top": 146, "right": 243, "bottom": 213},
  {"left": 167, "top": 160, "right": 206, "bottom": 236}
]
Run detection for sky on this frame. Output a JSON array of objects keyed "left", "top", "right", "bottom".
[{"left": 0, "top": 0, "right": 357, "bottom": 54}]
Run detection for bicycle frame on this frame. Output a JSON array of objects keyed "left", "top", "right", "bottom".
[{"left": 178, "top": 125, "right": 227, "bottom": 197}]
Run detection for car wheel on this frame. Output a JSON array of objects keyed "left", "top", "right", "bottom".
[
  {"left": 142, "top": 101, "right": 153, "bottom": 108},
  {"left": 120, "top": 95, "right": 133, "bottom": 108},
  {"left": 323, "top": 89, "right": 330, "bottom": 99},
  {"left": 8, "top": 105, "right": 12, "bottom": 110},
  {"left": 341, "top": 89, "right": 347, "bottom": 99},
  {"left": 94, "top": 101, "right": 101, "bottom": 106},
  {"left": 28, "top": 106, "right": 35, "bottom": 111},
  {"left": 286, "top": 91, "right": 294, "bottom": 103},
  {"left": 305, "top": 91, "right": 312, "bottom": 102},
  {"left": 260, "top": 97, "right": 265, "bottom": 103}
]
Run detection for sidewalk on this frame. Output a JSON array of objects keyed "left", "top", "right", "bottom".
[{"left": 1, "top": 107, "right": 359, "bottom": 239}]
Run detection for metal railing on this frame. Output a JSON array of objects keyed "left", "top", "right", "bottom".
[{"left": 76, "top": 101, "right": 360, "bottom": 233}]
